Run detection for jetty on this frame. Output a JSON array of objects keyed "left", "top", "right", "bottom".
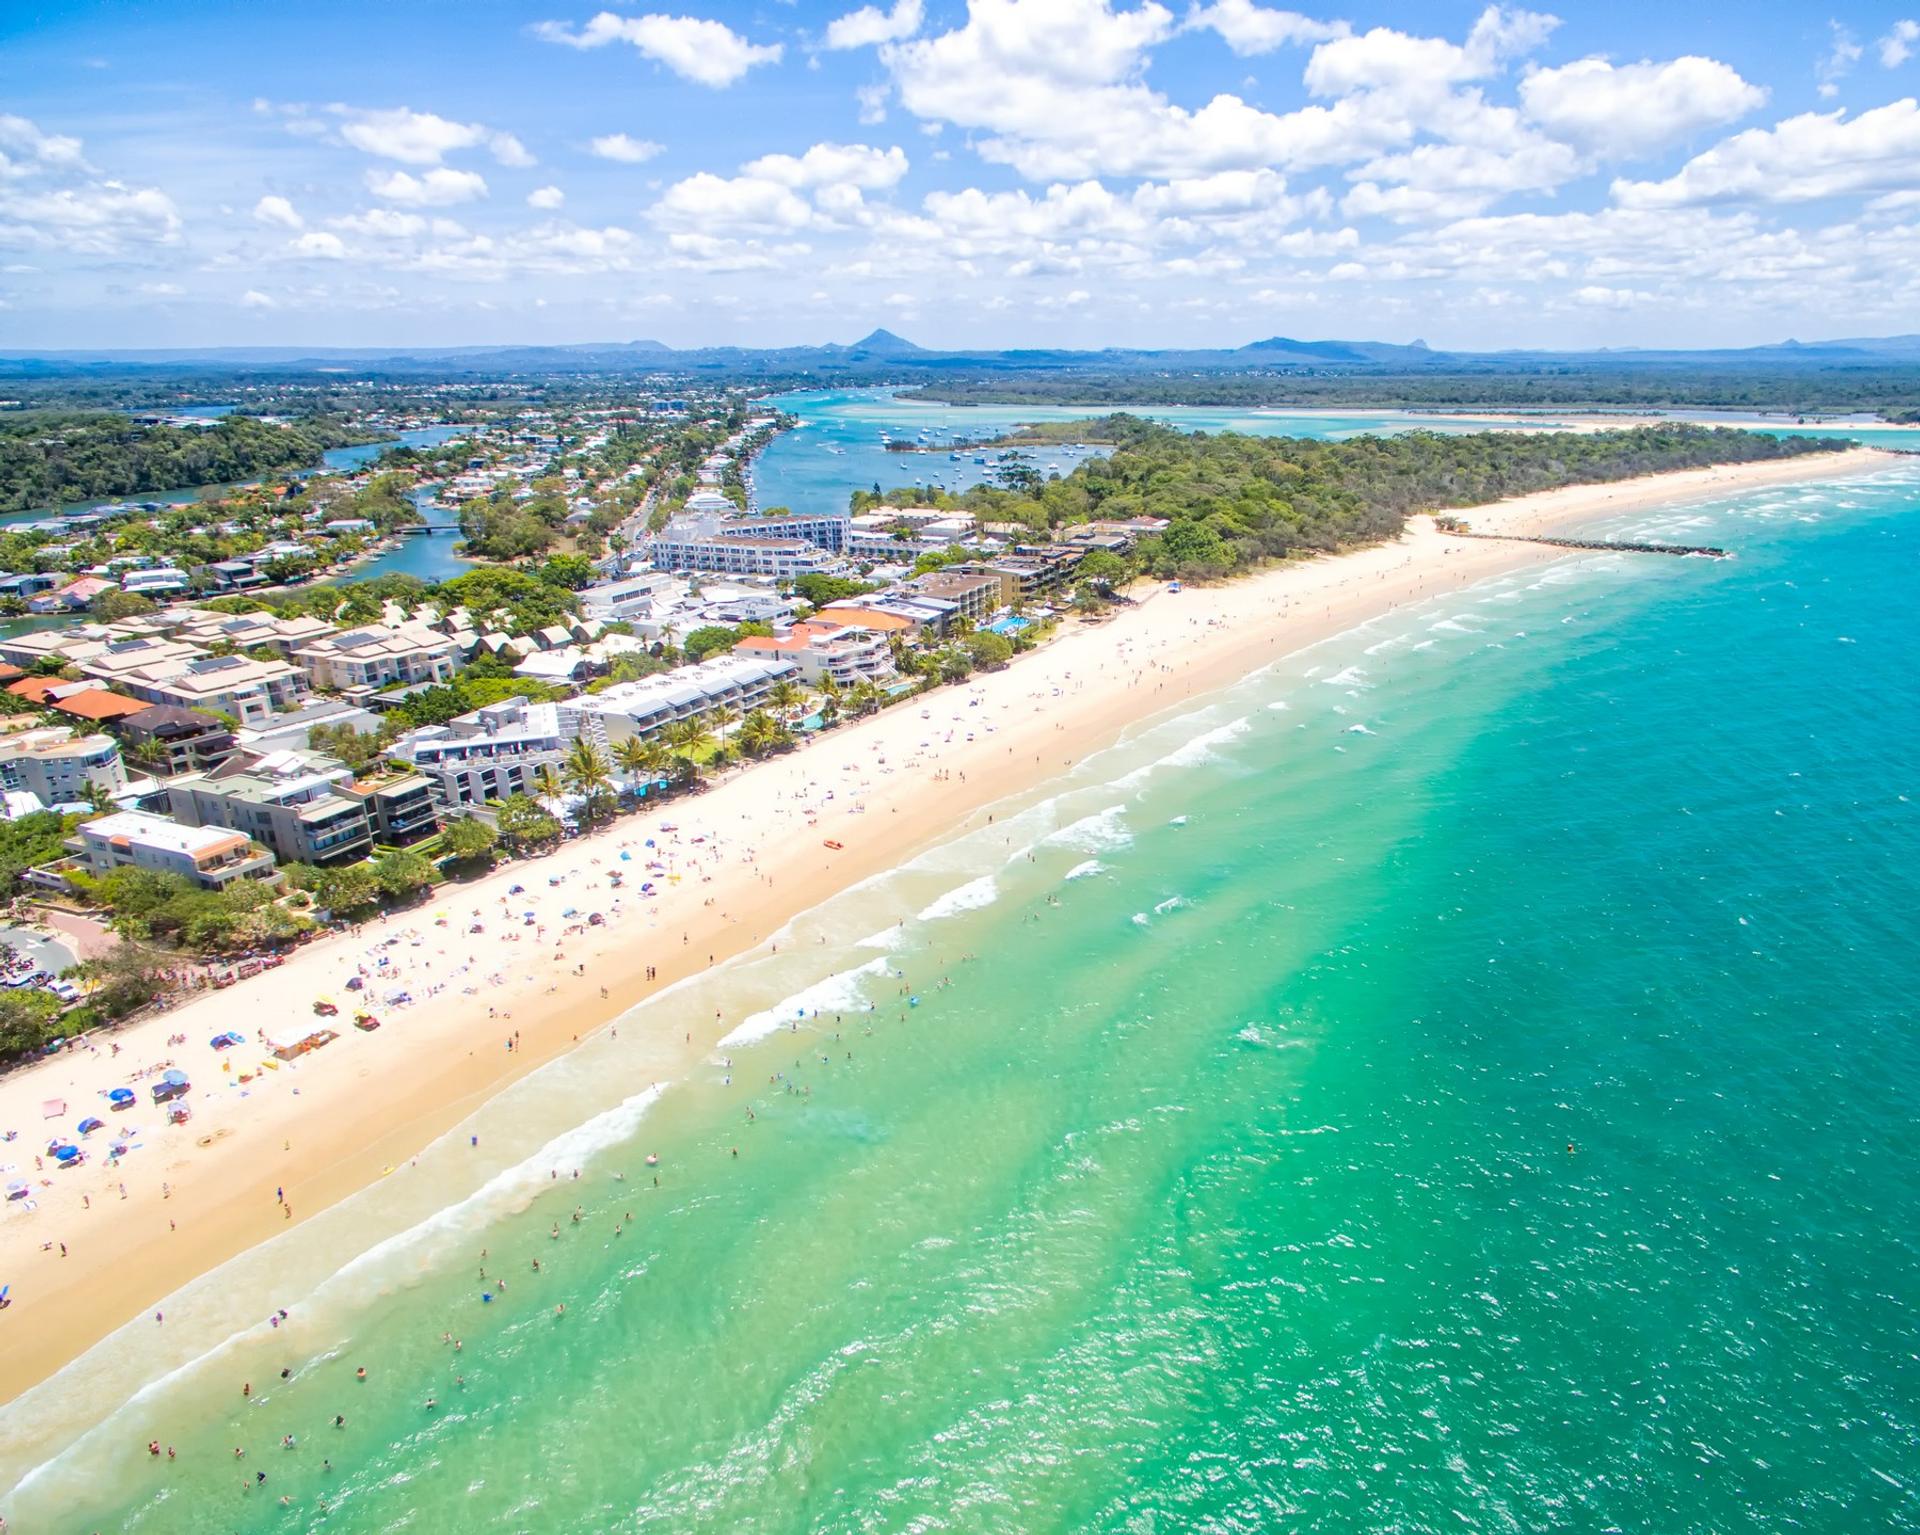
[{"left": 1447, "top": 530, "right": 1731, "bottom": 559}]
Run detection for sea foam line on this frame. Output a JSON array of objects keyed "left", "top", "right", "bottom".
[{"left": 722, "top": 957, "right": 893, "bottom": 1047}]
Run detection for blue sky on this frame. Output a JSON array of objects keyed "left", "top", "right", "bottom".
[{"left": 3, "top": 0, "right": 1920, "bottom": 351}]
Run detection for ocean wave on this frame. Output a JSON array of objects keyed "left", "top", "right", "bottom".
[
  {"left": 915, "top": 874, "right": 999, "bottom": 922},
  {"left": 1063, "top": 859, "right": 1105, "bottom": 881},
  {"left": 1130, "top": 912, "right": 1151, "bottom": 927},
  {"left": 722, "top": 957, "right": 892, "bottom": 1047},
  {"left": 1041, "top": 804, "right": 1132, "bottom": 854},
  {"left": 1152, "top": 895, "right": 1188, "bottom": 915},
  {"left": 1321, "top": 664, "right": 1372, "bottom": 690},
  {"left": 1342, "top": 723, "right": 1374, "bottom": 735}
]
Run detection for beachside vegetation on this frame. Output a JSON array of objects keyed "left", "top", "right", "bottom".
[{"left": 881, "top": 418, "right": 1850, "bottom": 581}]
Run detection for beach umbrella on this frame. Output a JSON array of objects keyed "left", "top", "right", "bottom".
[
  {"left": 163, "top": 1069, "right": 189, "bottom": 1087},
  {"left": 52, "top": 1144, "right": 79, "bottom": 1162},
  {"left": 6, "top": 1180, "right": 28, "bottom": 1199},
  {"left": 76, "top": 1117, "right": 104, "bottom": 1135},
  {"left": 107, "top": 1088, "right": 135, "bottom": 1107}
]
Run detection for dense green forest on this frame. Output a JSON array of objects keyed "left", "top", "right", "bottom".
[
  {"left": 902, "top": 371, "right": 1920, "bottom": 419},
  {"left": 0, "top": 411, "right": 326, "bottom": 512},
  {"left": 875, "top": 419, "right": 1852, "bottom": 580}
]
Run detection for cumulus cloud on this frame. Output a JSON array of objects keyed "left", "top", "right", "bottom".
[
  {"left": 0, "top": 113, "right": 89, "bottom": 178},
  {"left": 879, "top": 1, "right": 1560, "bottom": 182},
  {"left": 1881, "top": 21, "right": 1920, "bottom": 69},
  {"left": 289, "top": 231, "right": 347, "bottom": 260},
  {"left": 1817, "top": 22, "right": 1862, "bottom": 99},
  {"left": 331, "top": 208, "right": 430, "bottom": 237},
  {"left": 0, "top": 111, "right": 178, "bottom": 254},
  {"left": 1184, "top": 0, "right": 1344, "bottom": 55},
  {"left": 824, "top": 0, "right": 923, "bottom": 49},
  {"left": 240, "top": 288, "right": 277, "bottom": 309},
  {"left": 366, "top": 167, "right": 490, "bottom": 206},
  {"left": 1613, "top": 99, "right": 1920, "bottom": 208},
  {"left": 589, "top": 133, "right": 664, "bottom": 163},
  {"left": 527, "top": 184, "right": 566, "bottom": 209},
  {"left": 332, "top": 105, "right": 531, "bottom": 166},
  {"left": 253, "top": 194, "right": 305, "bottom": 230},
  {"left": 743, "top": 142, "right": 908, "bottom": 189},
  {"left": 650, "top": 172, "right": 817, "bottom": 230},
  {"left": 1520, "top": 56, "right": 1765, "bottom": 157},
  {"left": 535, "top": 12, "right": 783, "bottom": 87}
]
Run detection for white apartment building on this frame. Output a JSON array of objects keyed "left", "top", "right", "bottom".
[
  {"left": 390, "top": 697, "right": 590, "bottom": 809},
  {"left": 70, "top": 810, "right": 279, "bottom": 890},
  {"left": 290, "top": 622, "right": 458, "bottom": 693},
  {"left": 570, "top": 654, "right": 798, "bottom": 745}
]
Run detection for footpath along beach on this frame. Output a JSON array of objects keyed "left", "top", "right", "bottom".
[{"left": 0, "top": 446, "right": 1891, "bottom": 1404}]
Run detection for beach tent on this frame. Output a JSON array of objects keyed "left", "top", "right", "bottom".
[
  {"left": 7, "top": 1179, "right": 29, "bottom": 1199},
  {"left": 40, "top": 1099, "right": 64, "bottom": 1119},
  {"left": 76, "top": 1117, "right": 104, "bottom": 1135}
]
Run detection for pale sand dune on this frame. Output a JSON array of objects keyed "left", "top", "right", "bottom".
[{"left": 0, "top": 445, "right": 1891, "bottom": 1400}]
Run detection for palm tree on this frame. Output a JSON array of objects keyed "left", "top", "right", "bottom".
[
  {"left": 737, "top": 709, "right": 784, "bottom": 757},
  {"left": 848, "top": 680, "right": 883, "bottom": 718},
  {"left": 665, "top": 717, "right": 714, "bottom": 757},
  {"left": 766, "top": 679, "right": 803, "bottom": 715},
  {"left": 613, "top": 736, "right": 654, "bottom": 789},
  {"left": 709, "top": 705, "right": 741, "bottom": 736},
  {"left": 562, "top": 738, "right": 613, "bottom": 824},
  {"left": 532, "top": 763, "right": 564, "bottom": 803}
]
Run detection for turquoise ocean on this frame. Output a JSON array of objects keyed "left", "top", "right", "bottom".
[{"left": 2, "top": 425, "right": 1918, "bottom": 1531}]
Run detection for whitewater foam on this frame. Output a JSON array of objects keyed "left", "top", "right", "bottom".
[
  {"left": 915, "top": 875, "right": 999, "bottom": 922},
  {"left": 1063, "top": 859, "right": 1105, "bottom": 881},
  {"left": 1041, "top": 804, "right": 1132, "bottom": 854},
  {"left": 722, "top": 958, "right": 892, "bottom": 1047}
]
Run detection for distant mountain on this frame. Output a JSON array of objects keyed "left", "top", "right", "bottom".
[
  {"left": 844, "top": 328, "right": 925, "bottom": 356},
  {"left": 5, "top": 330, "right": 1920, "bottom": 383}
]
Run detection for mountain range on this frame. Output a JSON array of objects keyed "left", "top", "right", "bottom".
[{"left": 7, "top": 329, "right": 1920, "bottom": 380}]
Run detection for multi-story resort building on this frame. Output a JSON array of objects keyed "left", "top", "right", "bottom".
[
  {"left": 571, "top": 654, "right": 798, "bottom": 745},
  {"left": 167, "top": 747, "right": 378, "bottom": 867},
  {"left": 733, "top": 621, "right": 897, "bottom": 688},
  {"left": 390, "top": 697, "right": 587, "bottom": 810},
  {"left": 68, "top": 810, "right": 279, "bottom": 890},
  {"left": 290, "top": 622, "right": 459, "bottom": 693}
]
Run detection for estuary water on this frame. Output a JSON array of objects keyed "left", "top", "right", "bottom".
[{"left": 3, "top": 458, "right": 1918, "bottom": 1533}]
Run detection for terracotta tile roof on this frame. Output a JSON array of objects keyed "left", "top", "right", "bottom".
[{"left": 50, "top": 688, "right": 149, "bottom": 722}]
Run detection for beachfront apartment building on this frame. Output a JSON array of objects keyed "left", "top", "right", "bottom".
[
  {"left": 165, "top": 609, "right": 339, "bottom": 657},
  {"left": 904, "top": 572, "right": 1002, "bottom": 625},
  {"left": 168, "top": 747, "right": 376, "bottom": 867},
  {"left": 109, "top": 653, "right": 308, "bottom": 728},
  {"left": 733, "top": 622, "right": 897, "bottom": 689},
  {"left": 117, "top": 705, "right": 239, "bottom": 776},
  {"left": 69, "top": 810, "right": 280, "bottom": 891},
  {"left": 646, "top": 532, "right": 838, "bottom": 581},
  {"left": 390, "top": 697, "right": 589, "bottom": 810},
  {"left": 569, "top": 655, "right": 799, "bottom": 746},
  {"left": 578, "top": 571, "right": 681, "bottom": 623},
  {"left": 0, "top": 724, "right": 127, "bottom": 804},
  {"left": 289, "top": 622, "right": 458, "bottom": 693}
]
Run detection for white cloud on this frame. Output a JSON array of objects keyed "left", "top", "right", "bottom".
[
  {"left": 589, "top": 133, "right": 664, "bottom": 163},
  {"left": 527, "top": 184, "right": 566, "bottom": 209},
  {"left": 253, "top": 193, "right": 305, "bottom": 230},
  {"left": 880, "top": 1, "right": 1559, "bottom": 182},
  {"left": 650, "top": 172, "right": 816, "bottom": 230},
  {"left": 1520, "top": 56, "right": 1765, "bottom": 157},
  {"left": 366, "top": 167, "right": 490, "bottom": 206},
  {"left": 856, "top": 83, "right": 891, "bottom": 123},
  {"left": 241, "top": 288, "right": 277, "bottom": 309},
  {"left": 663, "top": 232, "right": 811, "bottom": 271},
  {"left": 1817, "top": 22, "right": 1862, "bottom": 99},
  {"left": 0, "top": 113, "right": 89, "bottom": 179},
  {"left": 743, "top": 142, "right": 908, "bottom": 189},
  {"left": 824, "top": 0, "right": 923, "bottom": 50},
  {"left": 1572, "top": 283, "right": 1654, "bottom": 308},
  {"left": 332, "top": 105, "right": 529, "bottom": 167},
  {"left": 1881, "top": 21, "right": 1920, "bottom": 69},
  {"left": 139, "top": 281, "right": 185, "bottom": 297},
  {"left": 331, "top": 208, "right": 430, "bottom": 237},
  {"left": 1185, "top": 0, "right": 1344, "bottom": 56},
  {"left": 535, "top": 12, "right": 783, "bottom": 88},
  {"left": 0, "top": 181, "right": 181, "bottom": 253},
  {"left": 1614, "top": 99, "right": 1920, "bottom": 208},
  {"left": 290, "top": 231, "right": 348, "bottom": 260}
]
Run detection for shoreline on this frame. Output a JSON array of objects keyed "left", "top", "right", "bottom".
[{"left": 0, "top": 444, "right": 1895, "bottom": 1405}]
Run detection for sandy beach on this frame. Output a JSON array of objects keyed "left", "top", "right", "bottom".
[{"left": 0, "top": 444, "right": 1893, "bottom": 1402}]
